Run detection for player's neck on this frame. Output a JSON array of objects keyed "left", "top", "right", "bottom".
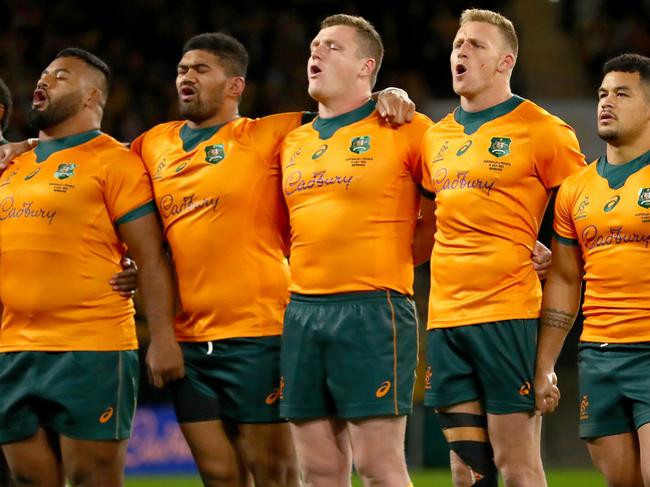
[
  {"left": 38, "top": 114, "right": 100, "bottom": 141},
  {"left": 460, "top": 86, "right": 513, "bottom": 113},
  {"left": 606, "top": 137, "right": 650, "bottom": 165},
  {"left": 318, "top": 92, "right": 372, "bottom": 119},
  {"left": 186, "top": 107, "right": 240, "bottom": 129}
]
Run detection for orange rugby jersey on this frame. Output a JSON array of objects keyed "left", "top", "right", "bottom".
[
  {"left": 422, "top": 96, "right": 585, "bottom": 328},
  {"left": 281, "top": 101, "right": 433, "bottom": 295},
  {"left": 554, "top": 152, "right": 650, "bottom": 343},
  {"left": 0, "top": 131, "right": 155, "bottom": 351},
  {"left": 131, "top": 113, "right": 307, "bottom": 341}
]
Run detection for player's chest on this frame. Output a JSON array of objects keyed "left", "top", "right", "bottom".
[
  {"left": 282, "top": 134, "right": 404, "bottom": 200},
  {"left": 572, "top": 175, "right": 650, "bottom": 246},
  {"left": 149, "top": 140, "right": 266, "bottom": 196},
  {"left": 426, "top": 129, "right": 533, "bottom": 197},
  {"left": 0, "top": 159, "right": 101, "bottom": 227}
]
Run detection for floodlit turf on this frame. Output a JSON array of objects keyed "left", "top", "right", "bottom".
[{"left": 125, "top": 469, "right": 607, "bottom": 486}]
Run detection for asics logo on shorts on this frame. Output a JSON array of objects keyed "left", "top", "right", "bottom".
[
  {"left": 99, "top": 407, "right": 114, "bottom": 424},
  {"left": 265, "top": 389, "right": 280, "bottom": 405},
  {"left": 518, "top": 381, "right": 532, "bottom": 396},
  {"left": 265, "top": 376, "right": 286, "bottom": 404},
  {"left": 375, "top": 381, "right": 392, "bottom": 398}
]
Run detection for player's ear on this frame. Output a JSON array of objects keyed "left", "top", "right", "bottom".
[
  {"left": 359, "top": 57, "right": 376, "bottom": 81},
  {"left": 497, "top": 53, "right": 516, "bottom": 73},
  {"left": 227, "top": 76, "right": 245, "bottom": 98},
  {"left": 85, "top": 87, "right": 105, "bottom": 108}
]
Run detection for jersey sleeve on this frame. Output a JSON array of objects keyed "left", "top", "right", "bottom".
[
  {"left": 533, "top": 119, "right": 586, "bottom": 190},
  {"left": 402, "top": 113, "right": 434, "bottom": 187},
  {"left": 419, "top": 123, "right": 438, "bottom": 198},
  {"left": 129, "top": 131, "right": 146, "bottom": 158},
  {"left": 248, "top": 112, "right": 305, "bottom": 167},
  {"left": 103, "top": 148, "right": 155, "bottom": 225},
  {"left": 553, "top": 178, "right": 579, "bottom": 245}
]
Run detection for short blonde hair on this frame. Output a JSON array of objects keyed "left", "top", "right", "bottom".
[
  {"left": 321, "top": 14, "right": 384, "bottom": 88},
  {"left": 460, "top": 9, "right": 518, "bottom": 57}
]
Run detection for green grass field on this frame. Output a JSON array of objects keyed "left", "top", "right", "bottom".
[{"left": 125, "top": 469, "right": 606, "bottom": 486}]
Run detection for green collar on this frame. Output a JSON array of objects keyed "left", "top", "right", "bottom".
[
  {"left": 0, "top": 137, "right": 8, "bottom": 146},
  {"left": 35, "top": 130, "right": 102, "bottom": 163},
  {"left": 313, "top": 100, "right": 375, "bottom": 140},
  {"left": 180, "top": 122, "right": 227, "bottom": 152},
  {"left": 454, "top": 95, "right": 525, "bottom": 135},
  {"left": 596, "top": 151, "right": 650, "bottom": 190}
]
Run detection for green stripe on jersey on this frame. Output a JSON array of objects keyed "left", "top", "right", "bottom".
[{"left": 115, "top": 201, "right": 156, "bottom": 226}]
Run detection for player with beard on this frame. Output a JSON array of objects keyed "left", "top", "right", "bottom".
[
  {"left": 0, "top": 73, "right": 136, "bottom": 487},
  {"left": 535, "top": 53, "right": 650, "bottom": 487},
  {"left": 130, "top": 32, "right": 414, "bottom": 487},
  {"left": 0, "top": 33, "right": 413, "bottom": 487},
  {"left": 131, "top": 33, "right": 303, "bottom": 487},
  {"left": 0, "top": 48, "right": 182, "bottom": 486}
]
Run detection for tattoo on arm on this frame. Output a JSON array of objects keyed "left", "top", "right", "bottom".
[{"left": 541, "top": 308, "right": 575, "bottom": 331}]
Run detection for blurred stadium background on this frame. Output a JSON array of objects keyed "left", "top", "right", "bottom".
[{"left": 1, "top": 0, "right": 649, "bottom": 483}]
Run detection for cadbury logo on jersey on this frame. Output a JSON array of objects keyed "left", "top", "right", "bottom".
[
  {"left": 205, "top": 144, "right": 225, "bottom": 164},
  {"left": 284, "top": 170, "right": 353, "bottom": 195},
  {"left": 349, "top": 136, "right": 370, "bottom": 154},
  {"left": 432, "top": 168, "right": 495, "bottom": 196},
  {"left": 488, "top": 137, "right": 511, "bottom": 158},
  {"left": 582, "top": 225, "right": 650, "bottom": 249},
  {"left": 158, "top": 193, "right": 220, "bottom": 218},
  {"left": 54, "top": 163, "right": 77, "bottom": 180},
  {"left": 0, "top": 197, "right": 57, "bottom": 225}
]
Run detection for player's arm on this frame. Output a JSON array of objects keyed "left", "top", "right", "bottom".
[
  {"left": 534, "top": 237, "right": 583, "bottom": 415},
  {"left": 373, "top": 87, "right": 415, "bottom": 126},
  {"left": 118, "top": 212, "right": 184, "bottom": 388},
  {"left": 413, "top": 195, "right": 436, "bottom": 266},
  {"left": 0, "top": 139, "right": 38, "bottom": 170}
]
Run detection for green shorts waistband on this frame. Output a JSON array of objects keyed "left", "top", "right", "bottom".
[{"left": 289, "top": 290, "right": 409, "bottom": 304}]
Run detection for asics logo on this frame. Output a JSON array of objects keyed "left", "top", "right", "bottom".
[
  {"left": 99, "top": 407, "right": 114, "bottom": 424},
  {"left": 375, "top": 381, "right": 391, "bottom": 398}
]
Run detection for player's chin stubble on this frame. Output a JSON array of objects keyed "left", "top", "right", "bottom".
[
  {"left": 179, "top": 96, "right": 223, "bottom": 125},
  {"left": 29, "top": 91, "right": 83, "bottom": 131}
]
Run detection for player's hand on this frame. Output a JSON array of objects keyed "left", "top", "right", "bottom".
[
  {"left": 532, "top": 240, "right": 552, "bottom": 280},
  {"left": 146, "top": 337, "right": 185, "bottom": 388},
  {"left": 109, "top": 257, "right": 138, "bottom": 297},
  {"left": 376, "top": 87, "right": 415, "bottom": 126},
  {"left": 0, "top": 139, "right": 36, "bottom": 171},
  {"left": 534, "top": 369, "right": 560, "bottom": 415}
]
